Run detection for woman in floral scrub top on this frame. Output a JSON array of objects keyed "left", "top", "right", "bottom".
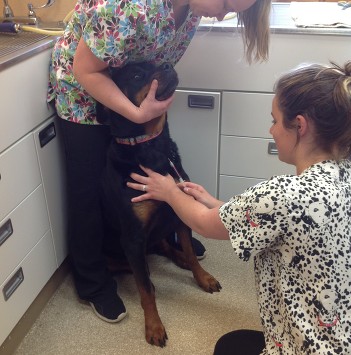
[
  {"left": 48, "top": 0, "right": 272, "bottom": 324},
  {"left": 48, "top": 0, "right": 200, "bottom": 124},
  {"left": 127, "top": 61, "right": 351, "bottom": 354}
]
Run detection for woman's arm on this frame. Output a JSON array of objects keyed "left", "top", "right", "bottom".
[
  {"left": 73, "top": 39, "right": 174, "bottom": 124},
  {"left": 127, "top": 167, "right": 229, "bottom": 240}
]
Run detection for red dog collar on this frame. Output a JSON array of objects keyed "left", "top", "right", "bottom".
[{"left": 115, "top": 129, "right": 163, "bottom": 145}]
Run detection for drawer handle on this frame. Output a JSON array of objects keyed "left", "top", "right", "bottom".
[
  {"left": 188, "top": 95, "right": 214, "bottom": 109},
  {"left": 39, "top": 122, "right": 56, "bottom": 147},
  {"left": 3, "top": 267, "right": 24, "bottom": 301},
  {"left": 268, "top": 142, "right": 278, "bottom": 155},
  {"left": 0, "top": 219, "right": 13, "bottom": 247}
]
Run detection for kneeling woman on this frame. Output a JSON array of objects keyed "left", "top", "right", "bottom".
[{"left": 127, "top": 61, "right": 351, "bottom": 354}]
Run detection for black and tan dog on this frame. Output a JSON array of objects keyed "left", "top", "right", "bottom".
[{"left": 96, "top": 62, "right": 221, "bottom": 347}]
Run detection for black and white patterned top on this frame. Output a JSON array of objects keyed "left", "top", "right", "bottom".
[{"left": 219, "top": 160, "right": 351, "bottom": 354}]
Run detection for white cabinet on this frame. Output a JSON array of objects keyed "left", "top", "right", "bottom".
[
  {"left": 0, "top": 134, "right": 41, "bottom": 221},
  {"left": 0, "top": 48, "right": 67, "bottom": 346},
  {"left": 0, "top": 230, "right": 57, "bottom": 346},
  {"left": 175, "top": 32, "right": 351, "bottom": 92},
  {"left": 0, "top": 49, "right": 54, "bottom": 154},
  {"left": 0, "top": 186, "right": 50, "bottom": 287},
  {"left": 0, "top": 133, "right": 56, "bottom": 346},
  {"left": 34, "top": 116, "right": 68, "bottom": 267},
  {"left": 174, "top": 29, "right": 350, "bottom": 201},
  {"left": 219, "top": 92, "right": 295, "bottom": 201},
  {"left": 221, "top": 92, "right": 273, "bottom": 139},
  {"left": 168, "top": 90, "right": 221, "bottom": 197}
]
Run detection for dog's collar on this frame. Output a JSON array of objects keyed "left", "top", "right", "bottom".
[{"left": 115, "top": 129, "right": 163, "bottom": 145}]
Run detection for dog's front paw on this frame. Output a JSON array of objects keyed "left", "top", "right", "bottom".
[{"left": 145, "top": 321, "right": 168, "bottom": 347}]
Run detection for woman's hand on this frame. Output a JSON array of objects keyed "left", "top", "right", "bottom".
[
  {"left": 127, "top": 166, "right": 229, "bottom": 240},
  {"left": 127, "top": 166, "right": 223, "bottom": 208},
  {"left": 127, "top": 166, "right": 180, "bottom": 203},
  {"left": 181, "top": 182, "right": 222, "bottom": 208},
  {"left": 73, "top": 39, "right": 173, "bottom": 124},
  {"left": 136, "top": 80, "right": 175, "bottom": 123}
]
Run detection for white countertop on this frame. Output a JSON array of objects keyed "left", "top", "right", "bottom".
[{"left": 199, "top": 3, "right": 351, "bottom": 36}]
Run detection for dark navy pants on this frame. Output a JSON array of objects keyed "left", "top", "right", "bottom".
[{"left": 59, "top": 118, "right": 117, "bottom": 300}]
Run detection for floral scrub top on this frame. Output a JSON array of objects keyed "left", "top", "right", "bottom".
[
  {"left": 47, "top": 0, "right": 200, "bottom": 124},
  {"left": 219, "top": 160, "right": 351, "bottom": 354}
]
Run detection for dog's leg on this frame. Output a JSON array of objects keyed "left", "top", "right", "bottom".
[
  {"left": 137, "top": 283, "right": 168, "bottom": 347},
  {"left": 176, "top": 225, "right": 222, "bottom": 293},
  {"left": 123, "top": 240, "right": 168, "bottom": 347},
  {"left": 153, "top": 238, "right": 190, "bottom": 269}
]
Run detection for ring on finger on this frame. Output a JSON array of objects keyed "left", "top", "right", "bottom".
[{"left": 142, "top": 184, "right": 147, "bottom": 192}]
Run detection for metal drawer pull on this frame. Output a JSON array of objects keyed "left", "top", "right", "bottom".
[
  {"left": 188, "top": 95, "right": 214, "bottom": 109},
  {"left": 39, "top": 122, "right": 56, "bottom": 147},
  {"left": 3, "top": 267, "right": 24, "bottom": 301},
  {"left": 0, "top": 219, "right": 13, "bottom": 247},
  {"left": 268, "top": 142, "right": 278, "bottom": 155}
]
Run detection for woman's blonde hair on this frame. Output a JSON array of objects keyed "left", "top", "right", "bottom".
[{"left": 237, "top": 0, "right": 271, "bottom": 63}]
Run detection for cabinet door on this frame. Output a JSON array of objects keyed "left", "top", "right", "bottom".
[
  {"left": 0, "top": 49, "right": 54, "bottom": 153},
  {"left": 222, "top": 92, "right": 274, "bottom": 138},
  {"left": 220, "top": 136, "right": 295, "bottom": 179},
  {"left": 167, "top": 90, "right": 220, "bottom": 197},
  {"left": 33, "top": 116, "right": 68, "bottom": 267}
]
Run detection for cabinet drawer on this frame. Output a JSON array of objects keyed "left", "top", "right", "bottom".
[
  {"left": 220, "top": 136, "right": 295, "bottom": 179},
  {"left": 0, "top": 49, "right": 54, "bottom": 153},
  {"left": 219, "top": 175, "right": 265, "bottom": 201},
  {"left": 0, "top": 230, "right": 56, "bottom": 346},
  {"left": 221, "top": 92, "right": 274, "bottom": 138},
  {"left": 0, "top": 186, "right": 50, "bottom": 285},
  {"left": 0, "top": 134, "right": 41, "bottom": 221}
]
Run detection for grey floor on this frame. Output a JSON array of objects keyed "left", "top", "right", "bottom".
[{"left": 14, "top": 235, "right": 262, "bottom": 355}]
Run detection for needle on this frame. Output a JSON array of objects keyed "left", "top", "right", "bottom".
[{"left": 168, "top": 158, "right": 185, "bottom": 183}]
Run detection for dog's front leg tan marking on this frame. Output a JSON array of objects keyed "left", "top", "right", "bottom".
[
  {"left": 132, "top": 201, "right": 161, "bottom": 226},
  {"left": 138, "top": 287, "right": 168, "bottom": 347},
  {"left": 177, "top": 225, "right": 222, "bottom": 293}
]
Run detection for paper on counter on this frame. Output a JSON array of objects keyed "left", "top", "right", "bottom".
[{"left": 290, "top": 1, "right": 351, "bottom": 28}]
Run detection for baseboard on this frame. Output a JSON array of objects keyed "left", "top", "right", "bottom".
[{"left": 0, "top": 259, "right": 70, "bottom": 355}]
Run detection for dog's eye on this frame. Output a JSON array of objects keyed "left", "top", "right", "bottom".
[{"left": 133, "top": 74, "right": 143, "bottom": 80}]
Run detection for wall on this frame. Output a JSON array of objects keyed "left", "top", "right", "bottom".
[{"left": 10, "top": 0, "right": 76, "bottom": 22}]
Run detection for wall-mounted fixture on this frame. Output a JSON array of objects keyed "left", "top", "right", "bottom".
[{"left": 1, "top": 0, "right": 56, "bottom": 25}]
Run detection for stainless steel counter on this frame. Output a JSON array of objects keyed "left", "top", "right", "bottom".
[
  {"left": 0, "top": 32, "right": 54, "bottom": 71},
  {"left": 1, "top": 2, "right": 350, "bottom": 72}
]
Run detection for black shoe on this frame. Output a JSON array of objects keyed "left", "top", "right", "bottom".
[
  {"left": 88, "top": 287, "right": 127, "bottom": 323},
  {"left": 166, "top": 233, "right": 206, "bottom": 260}
]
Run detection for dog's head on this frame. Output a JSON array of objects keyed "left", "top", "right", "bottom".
[
  {"left": 96, "top": 62, "right": 179, "bottom": 137},
  {"left": 111, "top": 61, "right": 179, "bottom": 105}
]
